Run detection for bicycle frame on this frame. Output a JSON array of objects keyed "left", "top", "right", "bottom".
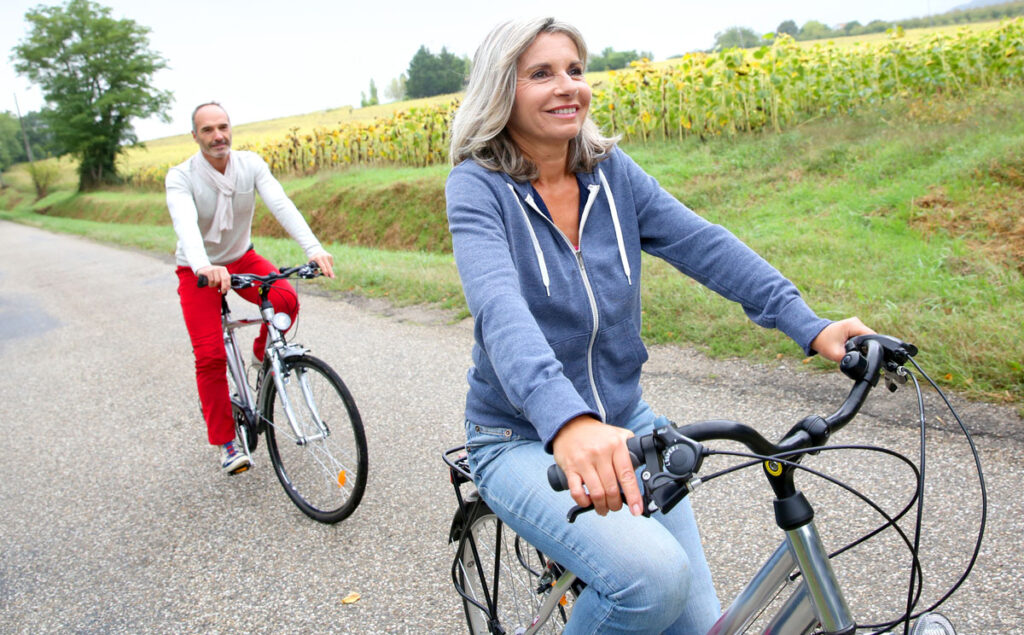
[
  {"left": 219, "top": 283, "right": 326, "bottom": 462},
  {"left": 708, "top": 521, "right": 852, "bottom": 634}
]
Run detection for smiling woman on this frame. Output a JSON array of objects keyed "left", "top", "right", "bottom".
[{"left": 443, "top": 15, "right": 875, "bottom": 634}]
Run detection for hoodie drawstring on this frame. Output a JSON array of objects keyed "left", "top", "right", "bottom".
[
  {"left": 508, "top": 184, "right": 551, "bottom": 297},
  {"left": 598, "top": 168, "right": 632, "bottom": 286}
]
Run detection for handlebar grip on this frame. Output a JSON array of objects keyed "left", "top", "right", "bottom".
[
  {"left": 547, "top": 436, "right": 645, "bottom": 492},
  {"left": 547, "top": 464, "right": 570, "bottom": 491},
  {"left": 197, "top": 274, "right": 209, "bottom": 288}
]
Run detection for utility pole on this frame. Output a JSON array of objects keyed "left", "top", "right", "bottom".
[{"left": 13, "top": 93, "right": 35, "bottom": 164}]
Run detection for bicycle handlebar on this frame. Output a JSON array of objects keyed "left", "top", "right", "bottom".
[
  {"left": 196, "top": 261, "right": 322, "bottom": 289},
  {"left": 547, "top": 334, "right": 918, "bottom": 519}
]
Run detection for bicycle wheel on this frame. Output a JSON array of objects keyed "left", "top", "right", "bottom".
[
  {"left": 454, "top": 500, "right": 575, "bottom": 634},
  {"left": 260, "top": 355, "right": 368, "bottom": 523}
]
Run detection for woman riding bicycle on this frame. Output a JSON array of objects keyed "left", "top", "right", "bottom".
[{"left": 445, "top": 17, "right": 874, "bottom": 633}]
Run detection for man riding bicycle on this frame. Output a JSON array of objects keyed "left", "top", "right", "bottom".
[{"left": 166, "top": 101, "right": 335, "bottom": 474}]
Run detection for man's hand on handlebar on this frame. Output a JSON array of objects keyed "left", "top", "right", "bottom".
[
  {"left": 196, "top": 265, "right": 231, "bottom": 293},
  {"left": 812, "top": 317, "right": 875, "bottom": 362},
  {"left": 310, "top": 251, "right": 336, "bottom": 279},
  {"left": 552, "top": 415, "right": 644, "bottom": 517}
]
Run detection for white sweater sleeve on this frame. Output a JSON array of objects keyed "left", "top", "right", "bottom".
[
  {"left": 251, "top": 156, "right": 325, "bottom": 258},
  {"left": 166, "top": 165, "right": 212, "bottom": 272}
]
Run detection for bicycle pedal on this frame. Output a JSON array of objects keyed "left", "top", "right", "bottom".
[{"left": 229, "top": 464, "right": 251, "bottom": 475}]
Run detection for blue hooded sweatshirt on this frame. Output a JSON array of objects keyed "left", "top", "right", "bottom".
[{"left": 446, "top": 146, "right": 831, "bottom": 452}]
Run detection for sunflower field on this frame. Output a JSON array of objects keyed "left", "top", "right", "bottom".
[
  {"left": 125, "top": 19, "right": 1022, "bottom": 189},
  {"left": 592, "top": 20, "right": 1023, "bottom": 142}
]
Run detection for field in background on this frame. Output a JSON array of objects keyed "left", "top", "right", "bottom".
[
  {"left": 116, "top": 19, "right": 1012, "bottom": 177},
  {"left": 117, "top": 95, "right": 453, "bottom": 173}
]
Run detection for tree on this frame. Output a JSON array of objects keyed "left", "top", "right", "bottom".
[
  {"left": 405, "top": 45, "right": 467, "bottom": 99},
  {"left": 776, "top": 20, "right": 799, "bottom": 36},
  {"left": 588, "top": 47, "right": 654, "bottom": 71},
  {"left": 360, "top": 79, "right": 379, "bottom": 108},
  {"left": 799, "top": 20, "right": 834, "bottom": 41},
  {"left": 713, "top": 26, "right": 762, "bottom": 50},
  {"left": 12, "top": 0, "right": 172, "bottom": 191},
  {"left": 0, "top": 113, "right": 21, "bottom": 188},
  {"left": 841, "top": 20, "right": 863, "bottom": 35},
  {"left": 384, "top": 74, "right": 407, "bottom": 102},
  {"left": 0, "top": 109, "right": 56, "bottom": 189}
]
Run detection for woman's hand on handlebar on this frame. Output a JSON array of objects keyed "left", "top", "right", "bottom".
[
  {"left": 552, "top": 416, "right": 643, "bottom": 517},
  {"left": 310, "top": 251, "right": 336, "bottom": 279},
  {"left": 812, "top": 317, "right": 875, "bottom": 362},
  {"left": 197, "top": 265, "right": 230, "bottom": 293}
]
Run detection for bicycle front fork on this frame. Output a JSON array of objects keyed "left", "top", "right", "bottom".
[{"left": 261, "top": 326, "right": 328, "bottom": 445}]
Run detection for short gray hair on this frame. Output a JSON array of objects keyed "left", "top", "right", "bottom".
[
  {"left": 191, "top": 101, "right": 228, "bottom": 133},
  {"left": 449, "top": 17, "right": 617, "bottom": 181}
]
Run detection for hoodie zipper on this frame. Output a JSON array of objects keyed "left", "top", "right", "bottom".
[{"left": 523, "top": 186, "right": 607, "bottom": 422}]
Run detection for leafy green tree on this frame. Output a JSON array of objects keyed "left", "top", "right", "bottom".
[
  {"left": 0, "top": 113, "right": 22, "bottom": 188},
  {"left": 776, "top": 20, "right": 799, "bottom": 36},
  {"left": 863, "top": 19, "right": 893, "bottom": 34},
  {"left": 0, "top": 110, "right": 56, "bottom": 188},
  {"left": 405, "top": 45, "right": 466, "bottom": 99},
  {"left": 799, "top": 20, "right": 834, "bottom": 41},
  {"left": 841, "top": 20, "right": 863, "bottom": 35},
  {"left": 588, "top": 47, "right": 654, "bottom": 71},
  {"left": 15, "top": 111, "right": 57, "bottom": 160},
  {"left": 360, "top": 79, "right": 380, "bottom": 108},
  {"left": 11, "top": 0, "right": 172, "bottom": 191},
  {"left": 713, "top": 26, "right": 763, "bottom": 50},
  {"left": 384, "top": 74, "right": 407, "bottom": 102}
]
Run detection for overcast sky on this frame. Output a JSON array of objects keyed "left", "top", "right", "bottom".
[{"left": 2, "top": 0, "right": 965, "bottom": 142}]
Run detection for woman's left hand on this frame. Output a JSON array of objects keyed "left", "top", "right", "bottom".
[{"left": 811, "top": 317, "right": 875, "bottom": 362}]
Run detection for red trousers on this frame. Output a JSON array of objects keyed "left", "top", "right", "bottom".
[{"left": 176, "top": 249, "right": 298, "bottom": 445}]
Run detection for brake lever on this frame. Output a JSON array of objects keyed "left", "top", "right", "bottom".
[
  {"left": 565, "top": 491, "right": 649, "bottom": 523},
  {"left": 566, "top": 504, "right": 593, "bottom": 523}
]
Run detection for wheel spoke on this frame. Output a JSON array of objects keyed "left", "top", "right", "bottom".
[
  {"left": 262, "top": 356, "right": 367, "bottom": 523},
  {"left": 457, "top": 510, "right": 573, "bottom": 634}
]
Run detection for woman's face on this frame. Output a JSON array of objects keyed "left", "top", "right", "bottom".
[{"left": 507, "top": 31, "right": 591, "bottom": 155}]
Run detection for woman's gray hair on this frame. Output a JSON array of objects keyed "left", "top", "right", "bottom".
[{"left": 449, "top": 17, "right": 617, "bottom": 181}]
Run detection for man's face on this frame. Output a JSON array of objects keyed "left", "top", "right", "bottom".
[{"left": 192, "top": 105, "right": 232, "bottom": 160}]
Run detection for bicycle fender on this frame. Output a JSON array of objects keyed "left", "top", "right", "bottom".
[{"left": 448, "top": 495, "right": 486, "bottom": 544}]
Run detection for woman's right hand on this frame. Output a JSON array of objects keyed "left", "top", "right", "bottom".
[{"left": 552, "top": 416, "right": 643, "bottom": 517}]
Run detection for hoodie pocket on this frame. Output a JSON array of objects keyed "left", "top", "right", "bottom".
[{"left": 595, "top": 318, "right": 647, "bottom": 408}]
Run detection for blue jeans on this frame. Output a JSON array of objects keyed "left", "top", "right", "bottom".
[{"left": 465, "top": 400, "right": 721, "bottom": 634}]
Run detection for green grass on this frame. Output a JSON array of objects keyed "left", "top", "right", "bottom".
[
  {"left": 3, "top": 87, "right": 1022, "bottom": 410},
  {"left": 629, "top": 89, "right": 1024, "bottom": 406}
]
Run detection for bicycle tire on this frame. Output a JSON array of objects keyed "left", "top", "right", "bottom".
[
  {"left": 454, "top": 500, "right": 575, "bottom": 634},
  {"left": 260, "top": 355, "right": 368, "bottom": 523}
]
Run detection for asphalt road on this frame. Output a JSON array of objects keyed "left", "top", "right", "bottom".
[{"left": 1, "top": 221, "right": 1021, "bottom": 634}]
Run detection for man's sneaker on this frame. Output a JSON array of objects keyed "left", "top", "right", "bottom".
[{"left": 220, "top": 440, "right": 250, "bottom": 474}]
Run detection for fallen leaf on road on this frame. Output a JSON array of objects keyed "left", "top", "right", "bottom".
[{"left": 342, "top": 592, "right": 361, "bottom": 604}]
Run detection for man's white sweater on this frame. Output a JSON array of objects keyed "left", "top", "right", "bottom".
[{"left": 166, "top": 150, "right": 324, "bottom": 272}]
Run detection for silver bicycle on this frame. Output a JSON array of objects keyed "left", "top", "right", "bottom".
[
  {"left": 444, "top": 334, "right": 985, "bottom": 634},
  {"left": 199, "top": 261, "right": 368, "bottom": 524}
]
